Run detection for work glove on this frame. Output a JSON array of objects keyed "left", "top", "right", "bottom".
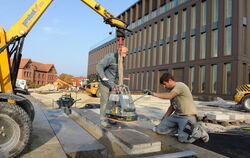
[
  {"left": 102, "top": 77, "right": 109, "bottom": 81},
  {"left": 143, "top": 89, "right": 153, "bottom": 95}
]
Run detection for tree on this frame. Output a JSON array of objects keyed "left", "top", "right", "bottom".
[{"left": 59, "top": 73, "right": 74, "bottom": 82}]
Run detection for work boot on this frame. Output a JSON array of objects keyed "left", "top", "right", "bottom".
[
  {"left": 200, "top": 126, "right": 209, "bottom": 143},
  {"left": 100, "top": 120, "right": 111, "bottom": 128}
]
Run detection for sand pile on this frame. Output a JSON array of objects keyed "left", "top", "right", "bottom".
[{"left": 36, "top": 84, "right": 57, "bottom": 91}]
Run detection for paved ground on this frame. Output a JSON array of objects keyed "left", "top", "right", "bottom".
[{"left": 29, "top": 91, "right": 250, "bottom": 158}]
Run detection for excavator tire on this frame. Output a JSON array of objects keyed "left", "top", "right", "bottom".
[
  {"left": 241, "top": 95, "right": 250, "bottom": 112},
  {"left": 0, "top": 102, "right": 31, "bottom": 158}
]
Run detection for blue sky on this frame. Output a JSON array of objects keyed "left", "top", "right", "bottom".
[{"left": 0, "top": 0, "right": 136, "bottom": 76}]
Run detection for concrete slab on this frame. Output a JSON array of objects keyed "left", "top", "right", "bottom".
[
  {"left": 43, "top": 109, "right": 106, "bottom": 158},
  {"left": 21, "top": 104, "right": 67, "bottom": 158},
  {"left": 206, "top": 114, "right": 230, "bottom": 121},
  {"left": 71, "top": 108, "right": 161, "bottom": 155}
]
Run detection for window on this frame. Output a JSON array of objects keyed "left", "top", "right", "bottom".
[
  {"left": 191, "top": 5, "right": 196, "bottom": 29},
  {"left": 138, "top": 30, "right": 142, "bottom": 48},
  {"left": 160, "top": 19, "right": 164, "bottom": 40},
  {"left": 165, "top": 43, "right": 170, "bottom": 64},
  {"left": 190, "top": 36, "right": 196, "bottom": 60},
  {"left": 223, "top": 63, "right": 232, "bottom": 94},
  {"left": 211, "top": 29, "right": 218, "bottom": 57},
  {"left": 243, "top": 0, "right": 247, "bottom": 17},
  {"left": 153, "top": 22, "right": 158, "bottom": 42},
  {"left": 199, "top": 66, "right": 206, "bottom": 93},
  {"left": 152, "top": 47, "right": 157, "bottom": 66},
  {"left": 137, "top": 51, "right": 141, "bottom": 68},
  {"left": 142, "top": 51, "right": 146, "bottom": 67},
  {"left": 143, "top": 28, "right": 147, "bottom": 46},
  {"left": 182, "top": 10, "right": 187, "bottom": 33},
  {"left": 145, "top": 71, "right": 149, "bottom": 89},
  {"left": 148, "top": 25, "right": 152, "bottom": 44},
  {"left": 201, "top": 1, "right": 207, "bottom": 26},
  {"left": 225, "top": 0, "right": 232, "bottom": 18},
  {"left": 140, "top": 72, "right": 144, "bottom": 89},
  {"left": 243, "top": 26, "right": 247, "bottom": 55},
  {"left": 181, "top": 38, "right": 186, "bottom": 62},
  {"left": 211, "top": 64, "right": 217, "bottom": 93},
  {"left": 212, "top": 0, "right": 219, "bottom": 23},
  {"left": 172, "top": 41, "right": 177, "bottom": 63},
  {"left": 159, "top": 46, "right": 163, "bottom": 65},
  {"left": 189, "top": 67, "right": 195, "bottom": 92},
  {"left": 147, "top": 49, "right": 151, "bottom": 67},
  {"left": 166, "top": 17, "right": 171, "bottom": 38},
  {"left": 151, "top": 71, "right": 155, "bottom": 90},
  {"left": 224, "top": 25, "right": 232, "bottom": 56},
  {"left": 200, "top": 33, "right": 206, "bottom": 59},
  {"left": 174, "top": 13, "right": 178, "bottom": 35},
  {"left": 133, "top": 53, "right": 136, "bottom": 69}
]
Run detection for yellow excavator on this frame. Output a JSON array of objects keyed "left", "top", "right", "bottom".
[{"left": 0, "top": 0, "right": 128, "bottom": 157}]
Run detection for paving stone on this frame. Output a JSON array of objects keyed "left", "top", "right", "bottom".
[
  {"left": 228, "top": 114, "right": 245, "bottom": 120},
  {"left": 71, "top": 108, "right": 161, "bottom": 155},
  {"left": 206, "top": 114, "right": 230, "bottom": 121},
  {"left": 43, "top": 109, "right": 106, "bottom": 158}
]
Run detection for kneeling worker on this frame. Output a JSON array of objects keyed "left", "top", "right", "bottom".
[{"left": 144, "top": 73, "right": 209, "bottom": 143}]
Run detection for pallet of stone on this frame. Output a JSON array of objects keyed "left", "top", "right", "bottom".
[{"left": 202, "top": 117, "right": 242, "bottom": 126}]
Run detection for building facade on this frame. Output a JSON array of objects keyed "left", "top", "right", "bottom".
[
  {"left": 17, "top": 59, "right": 57, "bottom": 86},
  {"left": 88, "top": 0, "right": 250, "bottom": 100}
]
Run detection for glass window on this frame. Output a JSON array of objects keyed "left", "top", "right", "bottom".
[
  {"left": 223, "top": 63, "right": 232, "bottom": 94},
  {"left": 174, "top": 13, "right": 178, "bottom": 35},
  {"left": 199, "top": 66, "right": 206, "bottom": 93},
  {"left": 224, "top": 25, "right": 232, "bottom": 56},
  {"left": 138, "top": 30, "right": 142, "bottom": 47},
  {"left": 159, "top": 46, "right": 163, "bottom": 65},
  {"left": 191, "top": 6, "right": 196, "bottom": 29},
  {"left": 148, "top": 25, "right": 152, "bottom": 44},
  {"left": 152, "top": 47, "right": 157, "bottom": 66},
  {"left": 182, "top": 10, "right": 186, "bottom": 33},
  {"left": 166, "top": 17, "right": 171, "bottom": 38},
  {"left": 172, "top": 41, "right": 177, "bottom": 63},
  {"left": 200, "top": 33, "right": 206, "bottom": 59},
  {"left": 160, "top": 19, "right": 164, "bottom": 39},
  {"left": 181, "top": 38, "right": 186, "bottom": 62},
  {"left": 147, "top": 49, "right": 151, "bottom": 67},
  {"left": 211, "top": 64, "right": 217, "bottom": 93},
  {"left": 211, "top": 29, "right": 218, "bottom": 57},
  {"left": 136, "top": 72, "right": 139, "bottom": 90},
  {"left": 190, "top": 36, "right": 196, "bottom": 60},
  {"left": 212, "top": 0, "right": 219, "bottom": 23},
  {"left": 137, "top": 51, "right": 141, "bottom": 68},
  {"left": 243, "top": 26, "right": 247, "bottom": 55},
  {"left": 133, "top": 53, "right": 136, "bottom": 69},
  {"left": 143, "top": 28, "right": 147, "bottom": 46},
  {"left": 154, "top": 22, "right": 158, "bottom": 42},
  {"left": 189, "top": 67, "right": 195, "bottom": 92},
  {"left": 142, "top": 51, "right": 146, "bottom": 67},
  {"left": 201, "top": 1, "right": 207, "bottom": 26},
  {"left": 151, "top": 71, "right": 155, "bottom": 90},
  {"left": 145, "top": 71, "right": 149, "bottom": 89},
  {"left": 140, "top": 72, "right": 144, "bottom": 90},
  {"left": 225, "top": 0, "right": 232, "bottom": 18},
  {"left": 165, "top": 43, "right": 170, "bottom": 64}
]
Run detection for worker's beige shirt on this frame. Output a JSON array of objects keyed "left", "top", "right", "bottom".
[{"left": 170, "top": 82, "right": 197, "bottom": 115}]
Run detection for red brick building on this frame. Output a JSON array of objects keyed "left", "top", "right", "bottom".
[{"left": 16, "top": 59, "right": 57, "bottom": 86}]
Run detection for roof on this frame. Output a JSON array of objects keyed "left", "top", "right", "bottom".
[{"left": 17, "top": 58, "right": 56, "bottom": 73}]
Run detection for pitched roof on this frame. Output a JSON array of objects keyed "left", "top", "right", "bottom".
[{"left": 17, "top": 58, "right": 56, "bottom": 73}]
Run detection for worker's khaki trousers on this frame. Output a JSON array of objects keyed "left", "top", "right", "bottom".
[
  {"left": 99, "top": 82, "right": 111, "bottom": 121},
  {"left": 155, "top": 113, "right": 205, "bottom": 143}
]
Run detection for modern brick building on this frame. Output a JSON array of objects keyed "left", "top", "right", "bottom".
[
  {"left": 88, "top": 0, "right": 250, "bottom": 100},
  {"left": 16, "top": 59, "right": 57, "bottom": 86}
]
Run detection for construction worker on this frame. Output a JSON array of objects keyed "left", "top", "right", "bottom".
[
  {"left": 96, "top": 46, "right": 128, "bottom": 128},
  {"left": 144, "top": 73, "right": 209, "bottom": 143}
]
